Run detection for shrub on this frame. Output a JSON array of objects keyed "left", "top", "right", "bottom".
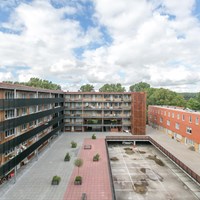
[
  {"left": 92, "top": 134, "right": 96, "bottom": 139},
  {"left": 93, "top": 153, "right": 100, "bottom": 161},
  {"left": 75, "top": 176, "right": 82, "bottom": 182},
  {"left": 64, "top": 153, "right": 70, "bottom": 161},
  {"left": 74, "top": 176, "right": 82, "bottom": 185},
  {"left": 71, "top": 141, "right": 77, "bottom": 148},
  {"left": 74, "top": 158, "right": 83, "bottom": 176},
  {"left": 51, "top": 176, "right": 61, "bottom": 185}
]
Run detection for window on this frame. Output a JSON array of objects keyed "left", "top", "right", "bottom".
[
  {"left": 189, "top": 116, "right": 192, "bottom": 123},
  {"left": 160, "top": 117, "right": 163, "bottom": 123},
  {"left": 38, "top": 105, "right": 43, "bottom": 111},
  {"left": 168, "top": 112, "right": 170, "bottom": 117},
  {"left": 38, "top": 118, "right": 43, "bottom": 124},
  {"left": 177, "top": 114, "right": 180, "bottom": 119},
  {"left": 5, "top": 91, "right": 14, "bottom": 99},
  {"left": 196, "top": 117, "right": 199, "bottom": 125},
  {"left": 5, "top": 109, "right": 14, "bottom": 119},
  {"left": 172, "top": 113, "right": 174, "bottom": 118},
  {"left": 29, "top": 121, "right": 34, "bottom": 128},
  {"left": 164, "top": 111, "right": 166, "bottom": 116},
  {"left": 185, "top": 138, "right": 194, "bottom": 146},
  {"left": 186, "top": 127, "right": 192, "bottom": 134},
  {"left": 22, "top": 107, "right": 27, "bottom": 116},
  {"left": 22, "top": 123, "right": 27, "bottom": 130},
  {"left": 175, "top": 123, "right": 180, "bottom": 130},
  {"left": 182, "top": 114, "right": 185, "bottom": 121},
  {"left": 29, "top": 106, "right": 36, "bottom": 114},
  {"left": 5, "top": 128, "right": 15, "bottom": 138},
  {"left": 5, "top": 147, "right": 14, "bottom": 156},
  {"left": 167, "top": 120, "right": 170, "bottom": 126}
]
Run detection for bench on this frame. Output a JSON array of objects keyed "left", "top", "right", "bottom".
[{"left": 84, "top": 145, "right": 92, "bottom": 149}]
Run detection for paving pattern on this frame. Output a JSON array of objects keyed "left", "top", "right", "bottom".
[{"left": 63, "top": 138, "right": 112, "bottom": 200}]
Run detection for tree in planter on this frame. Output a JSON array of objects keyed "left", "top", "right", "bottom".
[
  {"left": 71, "top": 141, "right": 77, "bottom": 148},
  {"left": 93, "top": 153, "right": 100, "bottom": 161},
  {"left": 74, "top": 158, "right": 83, "bottom": 185},
  {"left": 64, "top": 153, "right": 71, "bottom": 161},
  {"left": 51, "top": 175, "right": 61, "bottom": 185},
  {"left": 92, "top": 134, "right": 96, "bottom": 139}
]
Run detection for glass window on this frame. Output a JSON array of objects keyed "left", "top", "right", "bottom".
[
  {"left": 196, "top": 117, "right": 199, "bottom": 125},
  {"left": 186, "top": 127, "right": 192, "bottom": 134},
  {"left": 175, "top": 123, "right": 180, "bottom": 130},
  {"left": 189, "top": 116, "right": 192, "bottom": 123},
  {"left": 167, "top": 120, "right": 170, "bottom": 126}
]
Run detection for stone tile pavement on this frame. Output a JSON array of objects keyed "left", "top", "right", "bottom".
[
  {"left": 63, "top": 138, "right": 112, "bottom": 200},
  {"left": 0, "top": 132, "right": 129, "bottom": 200}
]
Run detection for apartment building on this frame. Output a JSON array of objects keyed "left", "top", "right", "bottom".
[
  {"left": 148, "top": 105, "right": 200, "bottom": 153},
  {"left": 64, "top": 92, "right": 146, "bottom": 134},
  {"left": 0, "top": 83, "right": 64, "bottom": 180}
]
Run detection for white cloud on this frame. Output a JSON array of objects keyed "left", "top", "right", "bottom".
[{"left": 0, "top": 0, "right": 200, "bottom": 92}]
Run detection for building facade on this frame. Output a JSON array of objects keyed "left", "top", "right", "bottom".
[
  {"left": 148, "top": 105, "right": 200, "bottom": 153},
  {"left": 0, "top": 83, "right": 64, "bottom": 180},
  {"left": 64, "top": 92, "right": 146, "bottom": 134},
  {"left": 0, "top": 83, "right": 146, "bottom": 181}
]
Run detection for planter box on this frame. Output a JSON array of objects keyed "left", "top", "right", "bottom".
[
  {"left": 52, "top": 180, "right": 59, "bottom": 185},
  {"left": 74, "top": 180, "right": 82, "bottom": 185}
]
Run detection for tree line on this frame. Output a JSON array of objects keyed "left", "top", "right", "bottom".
[{"left": 3, "top": 78, "right": 61, "bottom": 90}]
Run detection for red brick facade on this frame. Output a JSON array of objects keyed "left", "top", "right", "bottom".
[
  {"left": 131, "top": 92, "right": 146, "bottom": 135},
  {"left": 148, "top": 105, "right": 200, "bottom": 152}
]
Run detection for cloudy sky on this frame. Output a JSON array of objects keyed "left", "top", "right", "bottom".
[{"left": 0, "top": 0, "right": 200, "bottom": 92}]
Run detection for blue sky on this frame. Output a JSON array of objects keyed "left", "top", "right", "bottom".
[{"left": 0, "top": 0, "right": 200, "bottom": 92}]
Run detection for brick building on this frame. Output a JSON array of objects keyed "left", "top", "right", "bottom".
[
  {"left": 0, "top": 83, "right": 64, "bottom": 180},
  {"left": 0, "top": 82, "right": 146, "bottom": 181},
  {"left": 148, "top": 105, "right": 200, "bottom": 153},
  {"left": 64, "top": 92, "right": 146, "bottom": 134}
]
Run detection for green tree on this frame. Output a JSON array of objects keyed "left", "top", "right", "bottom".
[
  {"left": 129, "top": 82, "right": 150, "bottom": 92},
  {"left": 74, "top": 158, "right": 83, "bottom": 176},
  {"left": 3, "top": 78, "right": 61, "bottom": 90},
  {"left": 187, "top": 98, "right": 200, "bottom": 110},
  {"left": 80, "top": 84, "right": 94, "bottom": 92},
  {"left": 147, "top": 88, "right": 186, "bottom": 107},
  {"left": 99, "top": 83, "right": 125, "bottom": 92},
  {"left": 27, "top": 78, "right": 61, "bottom": 90}
]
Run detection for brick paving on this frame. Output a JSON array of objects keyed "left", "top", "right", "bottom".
[{"left": 63, "top": 138, "right": 113, "bottom": 200}]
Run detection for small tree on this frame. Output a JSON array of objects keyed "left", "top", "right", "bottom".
[
  {"left": 92, "top": 134, "right": 96, "bottom": 139},
  {"left": 74, "top": 158, "right": 83, "bottom": 176}
]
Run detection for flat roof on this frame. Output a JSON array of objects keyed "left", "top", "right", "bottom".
[
  {"left": 149, "top": 105, "right": 200, "bottom": 115},
  {"left": 0, "top": 82, "right": 63, "bottom": 94}
]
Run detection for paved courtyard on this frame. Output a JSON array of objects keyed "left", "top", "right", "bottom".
[
  {"left": 0, "top": 132, "right": 128, "bottom": 200},
  {"left": 0, "top": 129, "right": 200, "bottom": 200}
]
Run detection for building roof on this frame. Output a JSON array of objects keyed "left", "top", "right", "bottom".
[
  {"left": 149, "top": 105, "right": 200, "bottom": 115},
  {"left": 64, "top": 91, "right": 145, "bottom": 95},
  {"left": 0, "top": 82, "right": 64, "bottom": 94}
]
